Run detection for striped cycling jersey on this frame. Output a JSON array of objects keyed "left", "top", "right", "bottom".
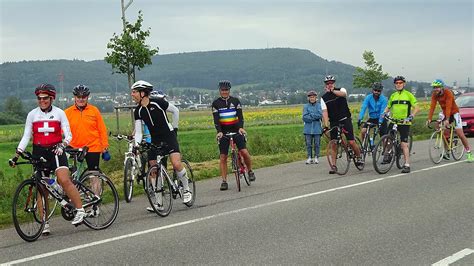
[{"left": 212, "top": 96, "right": 244, "bottom": 133}]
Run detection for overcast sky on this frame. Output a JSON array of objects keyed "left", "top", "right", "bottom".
[{"left": 1, "top": 0, "right": 472, "bottom": 86}]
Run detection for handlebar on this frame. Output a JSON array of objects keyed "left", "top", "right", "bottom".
[{"left": 9, "top": 151, "right": 47, "bottom": 167}]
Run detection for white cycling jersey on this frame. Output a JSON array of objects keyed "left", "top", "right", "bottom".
[{"left": 17, "top": 105, "right": 72, "bottom": 152}]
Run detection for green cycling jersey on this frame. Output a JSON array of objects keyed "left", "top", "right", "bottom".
[{"left": 387, "top": 89, "right": 417, "bottom": 122}]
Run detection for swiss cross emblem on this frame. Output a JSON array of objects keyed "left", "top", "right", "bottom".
[{"left": 38, "top": 122, "right": 55, "bottom": 136}]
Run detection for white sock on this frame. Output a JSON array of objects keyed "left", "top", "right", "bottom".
[{"left": 177, "top": 168, "right": 189, "bottom": 191}]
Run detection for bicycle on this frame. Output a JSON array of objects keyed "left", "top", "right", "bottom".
[
  {"left": 142, "top": 142, "right": 196, "bottom": 217},
  {"left": 372, "top": 115, "right": 412, "bottom": 174},
  {"left": 428, "top": 120, "right": 464, "bottom": 164},
  {"left": 113, "top": 134, "right": 148, "bottom": 203},
  {"left": 10, "top": 149, "right": 120, "bottom": 242},
  {"left": 358, "top": 121, "right": 380, "bottom": 164},
  {"left": 324, "top": 118, "right": 364, "bottom": 175},
  {"left": 220, "top": 132, "right": 251, "bottom": 192}
]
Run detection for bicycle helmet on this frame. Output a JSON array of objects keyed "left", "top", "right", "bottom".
[
  {"left": 35, "top": 83, "right": 56, "bottom": 99},
  {"left": 72, "top": 84, "right": 90, "bottom": 96},
  {"left": 131, "top": 80, "right": 153, "bottom": 92},
  {"left": 218, "top": 80, "right": 231, "bottom": 89},
  {"left": 307, "top": 90, "right": 317, "bottom": 97},
  {"left": 431, "top": 79, "right": 445, "bottom": 88},
  {"left": 372, "top": 82, "right": 384, "bottom": 90},
  {"left": 324, "top": 75, "right": 336, "bottom": 83},
  {"left": 393, "top": 76, "right": 406, "bottom": 83},
  {"left": 150, "top": 90, "right": 165, "bottom": 99}
]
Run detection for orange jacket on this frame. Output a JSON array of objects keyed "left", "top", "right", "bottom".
[
  {"left": 428, "top": 89, "right": 459, "bottom": 121},
  {"left": 65, "top": 104, "right": 109, "bottom": 153}
]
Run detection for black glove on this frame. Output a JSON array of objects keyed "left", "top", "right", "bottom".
[
  {"left": 357, "top": 120, "right": 362, "bottom": 129},
  {"left": 9, "top": 156, "right": 18, "bottom": 167}
]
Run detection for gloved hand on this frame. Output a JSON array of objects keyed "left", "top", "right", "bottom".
[
  {"left": 53, "top": 142, "right": 66, "bottom": 156},
  {"left": 102, "top": 150, "right": 111, "bottom": 161},
  {"left": 406, "top": 114, "right": 414, "bottom": 122},
  {"left": 357, "top": 120, "right": 362, "bottom": 129},
  {"left": 9, "top": 156, "right": 18, "bottom": 167}
]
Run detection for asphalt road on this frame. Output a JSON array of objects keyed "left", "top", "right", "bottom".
[{"left": 1, "top": 138, "right": 473, "bottom": 265}]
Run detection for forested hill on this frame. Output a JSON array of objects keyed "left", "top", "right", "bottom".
[{"left": 1, "top": 48, "right": 358, "bottom": 98}]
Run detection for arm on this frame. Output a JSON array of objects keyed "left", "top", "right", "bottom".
[
  {"left": 60, "top": 110, "right": 72, "bottom": 146},
  {"left": 302, "top": 105, "right": 313, "bottom": 122},
  {"left": 212, "top": 103, "right": 222, "bottom": 133},
  {"left": 379, "top": 96, "right": 388, "bottom": 124},
  {"left": 236, "top": 99, "right": 244, "bottom": 129},
  {"left": 358, "top": 96, "right": 369, "bottom": 121},
  {"left": 134, "top": 120, "right": 143, "bottom": 145},
  {"left": 17, "top": 112, "right": 33, "bottom": 152},
  {"left": 96, "top": 108, "right": 109, "bottom": 151},
  {"left": 427, "top": 93, "right": 437, "bottom": 121},
  {"left": 320, "top": 98, "right": 329, "bottom": 127},
  {"left": 410, "top": 93, "right": 420, "bottom": 117},
  {"left": 166, "top": 103, "right": 179, "bottom": 129},
  {"left": 332, "top": 88, "right": 347, "bottom": 97},
  {"left": 444, "top": 90, "right": 454, "bottom": 118}
]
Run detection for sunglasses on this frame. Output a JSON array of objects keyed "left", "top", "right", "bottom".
[
  {"left": 394, "top": 81, "right": 404, "bottom": 84},
  {"left": 325, "top": 81, "right": 335, "bottom": 85},
  {"left": 37, "top": 96, "right": 50, "bottom": 101},
  {"left": 219, "top": 88, "right": 230, "bottom": 91},
  {"left": 373, "top": 89, "right": 382, "bottom": 92}
]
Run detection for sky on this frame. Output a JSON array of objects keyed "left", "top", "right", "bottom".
[{"left": 0, "top": 0, "right": 472, "bottom": 86}]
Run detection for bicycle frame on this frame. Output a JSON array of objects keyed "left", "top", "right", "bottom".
[{"left": 432, "top": 121, "right": 456, "bottom": 151}]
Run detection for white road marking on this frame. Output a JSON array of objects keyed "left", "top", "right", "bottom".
[
  {"left": 432, "top": 248, "right": 474, "bottom": 266},
  {"left": 2, "top": 160, "right": 466, "bottom": 265}
]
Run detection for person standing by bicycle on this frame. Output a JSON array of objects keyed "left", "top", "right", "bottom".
[
  {"left": 212, "top": 80, "right": 256, "bottom": 191},
  {"left": 357, "top": 82, "right": 388, "bottom": 141},
  {"left": 426, "top": 79, "right": 473, "bottom": 162},
  {"left": 130, "top": 80, "right": 192, "bottom": 210},
  {"left": 383, "top": 76, "right": 420, "bottom": 173},
  {"left": 321, "top": 75, "right": 363, "bottom": 174},
  {"left": 303, "top": 90, "right": 323, "bottom": 164},
  {"left": 9, "top": 84, "right": 86, "bottom": 234}
]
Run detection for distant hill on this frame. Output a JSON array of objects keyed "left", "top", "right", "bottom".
[{"left": 0, "top": 48, "right": 426, "bottom": 99}]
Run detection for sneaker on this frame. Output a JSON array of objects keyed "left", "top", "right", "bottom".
[
  {"left": 220, "top": 181, "right": 228, "bottom": 191},
  {"left": 314, "top": 157, "right": 319, "bottom": 164},
  {"left": 183, "top": 190, "right": 192, "bottom": 204},
  {"left": 401, "top": 165, "right": 411, "bottom": 173},
  {"left": 443, "top": 154, "right": 451, "bottom": 160},
  {"left": 42, "top": 222, "right": 50, "bottom": 235},
  {"left": 329, "top": 165, "right": 337, "bottom": 174},
  {"left": 72, "top": 208, "right": 86, "bottom": 225},
  {"left": 146, "top": 204, "right": 164, "bottom": 212},
  {"left": 466, "top": 152, "right": 473, "bottom": 163},
  {"left": 305, "top": 158, "right": 312, "bottom": 164},
  {"left": 248, "top": 171, "right": 256, "bottom": 182}
]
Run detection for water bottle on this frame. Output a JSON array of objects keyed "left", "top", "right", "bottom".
[
  {"left": 45, "top": 178, "right": 63, "bottom": 195},
  {"left": 369, "top": 137, "right": 374, "bottom": 148}
]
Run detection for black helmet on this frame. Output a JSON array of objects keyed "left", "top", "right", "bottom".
[
  {"left": 73, "top": 84, "right": 90, "bottom": 96},
  {"left": 35, "top": 83, "right": 56, "bottom": 99},
  {"left": 307, "top": 90, "right": 317, "bottom": 97},
  {"left": 131, "top": 80, "right": 153, "bottom": 93},
  {"left": 372, "top": 82, "right": 383, "bottom": 90},
  {"left": 218, "top": 80, "right": 231, "bottom": 89},
  {"left": 393, "top": 76, "right": 406, "bottom": 83},
  {"left": 324, "top": 75, "right": 336, "bottom": 83}
]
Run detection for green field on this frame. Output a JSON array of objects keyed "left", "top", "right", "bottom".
[{"left": 0, "top": 103, "right": 436, "bottom": 227}]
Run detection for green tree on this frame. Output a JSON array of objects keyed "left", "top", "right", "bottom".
[
  {"left": 353, "top": 50, "right": 389, "bottom": 89},
  {"left": 415, "top": 85, "right": 425, "bottom": 98},
  {"left": 4, "top": 96, "right": 26, "bottom": 118},
  {"left": 105, "top": 10, "right": 158, "bottom": 89}
]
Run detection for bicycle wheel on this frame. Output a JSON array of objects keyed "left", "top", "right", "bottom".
[
  {"left": 327, "top": 139, "right": 350, "bottom": 175},
  {"left": 372, "top": 135, "right": 395, "bottom": 174},
  {"left": 80, "top": 172, "right": 119, "bottom": 230},
  {"left": 395, "top": 143, "right": 405, "bottom": 169},
  {"left": 451, "top": 135, "right": 465, "bottom": 161},
  {"left": 181, "top": 159, "right": 196, "bottom": 207},
  {"left": 240, "top": 155, "right": 251, "bottom": 186},
  {"left": 232, "top": 150, "right": 241, "bottom": 191},
  {"left": 353, "top": 137, "right": 365, "bottom": 170},
  {"left": 12, "top": 179, "right": 46, "bottom": 242},
  {"left": 145, "top": 165, "right": 173, "bottom": 217},
  {"left": 429, "top": 131, "right": 444, "bottom": 164},
  {"left": 123, "top": 157, "right": 134, "bottom": 203}
]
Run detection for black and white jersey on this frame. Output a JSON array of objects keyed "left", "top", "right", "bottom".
[{"left": 134, "top": 98, "right": 174, "bottom": 139}]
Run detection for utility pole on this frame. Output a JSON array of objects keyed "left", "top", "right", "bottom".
[
  {"left": 121, "top": 0, "right": 134, "bottom": 90},
  {"left": 58, "top": 72, "right": 64, "bottom": 109}
]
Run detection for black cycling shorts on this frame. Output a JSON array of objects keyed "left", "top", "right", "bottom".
[
  {"left": 364, "top": 118, "right": 387, "bottom": 136},
  {"left": 148, "top": 134, "right": 180, "bottom": 161},
  {"left": 32, "top": 144, "right": 68, "bottom": 171},
  {"left": 219, "top": 133, "right": 247, "bottom": 155},
  {"left": 389, "top": 123, "right": 410, "bottom": 143},
  {"left": 85, "top": 152, "right": 100, "bottom": 171},
  {"left": 330, "top": 118, "right": 355, "bottom": 141}
]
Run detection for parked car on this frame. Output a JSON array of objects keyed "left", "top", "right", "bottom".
[{"left": 455, "top": 92, "right": 474, "bottom": 136}]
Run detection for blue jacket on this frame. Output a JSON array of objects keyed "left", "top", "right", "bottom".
[
  {"left": 302, "top": 102, "right": 323, "bottom": 135},
  {"left": 358, "top": 94, "right": 388, "bottom": 123}
]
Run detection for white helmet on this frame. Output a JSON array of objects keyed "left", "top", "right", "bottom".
[
  {"left": 324, "top": 75, "right": 336, "bottom": 83},
  {"left": 131, "top": 80, "right": 153, "bottom": 92}
]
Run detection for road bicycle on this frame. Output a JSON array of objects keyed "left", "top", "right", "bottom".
[
  {"left": 372, "top": 116, "right": 413, "bottom": 174},
  {"left": 358, "top": 121, "right": 380, "bottom": 164},
  {"left": 221, "top": 132, "right": 251, "bottom": 192},
  {"left": 142, "top": 142, "right": 195, "bottom": 217},
  {"left": 324, "top": 118, "right": 364, "bottom": 175},
  {"left": 428, "top": 120, "right": 464, "bottom": 164},
  {"left": 10, "top": 148, "right": 119, "bottom": 242},
  {"left": 113, "top": 134, "right": 148, "bottom": 202}
]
